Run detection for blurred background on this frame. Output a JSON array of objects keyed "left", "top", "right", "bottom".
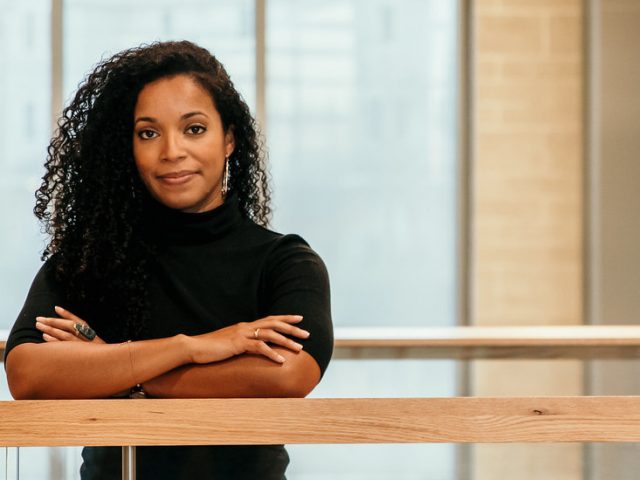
[{"left": 0, "top": 0, "right": 639, "bottom": 478}]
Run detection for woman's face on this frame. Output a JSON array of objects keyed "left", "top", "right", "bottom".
[{"left": 133, "top": 74, "right": 235, "bottom": 213}]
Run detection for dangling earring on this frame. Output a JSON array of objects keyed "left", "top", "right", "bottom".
[{"left": 221, "top": 156, "right": 230, "bottom": 199}]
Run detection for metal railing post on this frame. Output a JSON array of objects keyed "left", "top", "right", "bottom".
[{"left": 121, "top": 446, "right": 136, "bottom": 480}]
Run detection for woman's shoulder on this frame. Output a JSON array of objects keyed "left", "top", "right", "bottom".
[
  {"left": 28, "top": 256, "right": 62, "bottom": 291},
  {"left": 264, "top": 235, "right": 327, "bottom": 280},
  {"left": 241, "top": 220, "right": 312, "bottom": 252},
  {"left": 237, "top": 220, "right": 327, "bottom": 275}
]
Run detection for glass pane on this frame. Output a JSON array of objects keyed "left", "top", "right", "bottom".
[
  {"left": 3, "top": 447, "right": 84, "bottom": 480},
  {"left": 2, "top": 447, "right": 19, "bottom": 480},
  {"left": 267, "top": 0, "right": 460, "bottom": 328},
  {"left": 312, "top": 359, "right": 457, "bottom": 398},
  {"left": 0, "top": 366, "right": 11, "bottom": 400},
  {"left": 287, "top": 444, "right": 455, "bottom": 480},
  {"left": 63, "top": 0, "right": 255, "bottom": 110},
  {"left": 0, "top": 0, "right": 51, "bottom": 331},
  {"left": 6, "top": 442, "right": 640, "bottom": 480}
]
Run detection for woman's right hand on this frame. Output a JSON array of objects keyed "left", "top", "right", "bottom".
[
  {"left": 36, "top": 306, "right": 105, "bottom": 344},
  {"left": 186, "top": 315, "right": 310, "bottom": 364}
]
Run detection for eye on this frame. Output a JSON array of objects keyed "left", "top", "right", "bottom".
[
  {"left": 186, "top": 125, "right": 206, "bottom": 135},
  {"left": 137, "top": 129, "right": 158, "bottom": 140}
]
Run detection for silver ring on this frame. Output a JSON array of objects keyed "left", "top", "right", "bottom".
[
  {"left": 74, "top": 323, "right": 97, "bottom": 341},
  {"left": 253, "top": 328, "right": 261, "bottom": 340}
]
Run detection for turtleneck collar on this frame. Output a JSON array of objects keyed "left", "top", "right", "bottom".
[{"left": 142, "top": 193, "right": 243, "bottom": 245}]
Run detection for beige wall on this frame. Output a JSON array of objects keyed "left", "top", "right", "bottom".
[{"left": 470, "top": 0, "right": 584, "bottom": 478}]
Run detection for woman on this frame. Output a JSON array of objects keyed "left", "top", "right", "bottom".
[{"left": 4, "top": 40, "right": 333, "bottom": 479}]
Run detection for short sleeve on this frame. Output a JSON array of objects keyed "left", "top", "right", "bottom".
[
  {"left": 3, "top": 260, "right": 65, "bottom": 364},
  {"left": 262, "top": 234, "right": 333, "bottom": 377}
]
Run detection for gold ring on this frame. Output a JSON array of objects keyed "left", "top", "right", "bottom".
[{"left": 253, "top": 328, "right": 260, "bottom": 339}]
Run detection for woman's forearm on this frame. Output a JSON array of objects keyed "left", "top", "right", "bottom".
[
  {"left": 144, "top": 348, "right": 321, "bottom": 399},
  {"left": 5, "top": 335, "right": 190, "bottom": 399}
]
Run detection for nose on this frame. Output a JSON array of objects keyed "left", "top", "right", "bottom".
[{"left": 160, "top": 132, "right": 186, "bottom": 162}]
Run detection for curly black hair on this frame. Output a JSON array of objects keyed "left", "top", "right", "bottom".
[{"left": 34, "top": 40, "right": 270, "bottom": 340}]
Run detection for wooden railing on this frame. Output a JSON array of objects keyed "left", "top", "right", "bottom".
[
  {"left": 2, "top": 396, "right": 640, "bottom": 479},
  {"left": 3, "top": 326, "right": 640, "bottom": 478},
  {"left": 2, "top": 396, "right": 640, "bottom": 447},
  {"left": 333, "top": 325, "right": 640, "bottom": 358}
]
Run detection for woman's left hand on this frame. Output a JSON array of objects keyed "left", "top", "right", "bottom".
[{"left": 35, "top": 306, "right": 105, "bottom": 344}]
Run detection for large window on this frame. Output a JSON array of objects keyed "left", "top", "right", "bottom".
[
  {"left": 0, "top": 2, "right": 53, "bottom": 477},
  {"left": 0, "top": 0, "right": 51, "bottom": 336},
  {"left": 63, "top": 0, "right": 256, "bottom": 110},
  {"left": 1, "top": 1, "right": 460, "bottom": 478},
  {"left": 268, "top": 0, "right": 459, "bottom": 328}
]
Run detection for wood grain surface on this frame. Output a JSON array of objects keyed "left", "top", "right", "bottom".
[{"left": 2, "top": 396, "right": 640, "bottom": 447}]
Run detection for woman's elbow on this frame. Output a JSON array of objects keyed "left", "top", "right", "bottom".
[
  {"left": 5, "top": 346, "right": 44, "bottom": 400},
  {"left": 288, "top": 379, "right": 318, "bottom": 398},
  {"left": 8, "top": 381, "right": 37, "bottom": 400},
  {"left": 278, "top": 352, "right": 321, "bottom": 398}
]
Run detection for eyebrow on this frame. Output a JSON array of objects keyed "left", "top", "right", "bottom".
[{"left": 134, "top": 111, "right": 208, "bottom": 125}]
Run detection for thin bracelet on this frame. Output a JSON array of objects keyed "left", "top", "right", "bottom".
[
  {"left": 126, "top": 340, "right": 147, "bottom": 399},
  {"left": 126, "top": 340, "right": 137, "bottom": 384}
]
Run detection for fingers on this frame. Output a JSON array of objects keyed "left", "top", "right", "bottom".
[
  {"left": 36, "top": 316, "right": 77, "bottom": 332},
  {"left": 252, "top": 341, "right": 286, "bottom": 363},
  {"left": 35, "top": 306, "right": 104, "bottom": 343},
  {"left": 36, "top": 318, "right": 78, "bottom": 341},
  {"left": 254, "top": 315, "right": 310, "bottom": 339},
  {"left": 254, "top": 329, "right": 303, "bottom": 353},
  {"left": 241, "top": 316, "right": 309, "bottom": 363},
  {"left": 54, "top": 305, "right": 84, "bottom": 323},
  {"left": 261, "top": 315, "right": 304, "bottom": 324}
]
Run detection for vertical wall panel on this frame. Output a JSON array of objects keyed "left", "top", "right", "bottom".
[{"left": 471, "top": 0, "right": 585, "bottom": 478}]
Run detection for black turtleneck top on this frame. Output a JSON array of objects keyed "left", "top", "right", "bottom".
[{"left": 5, "top": 194, "right": 333, "bottom": 480}]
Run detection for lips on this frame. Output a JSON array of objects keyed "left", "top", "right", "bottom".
[{"left": 157, "top": 170, "right": 197, "bottom": 185}]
